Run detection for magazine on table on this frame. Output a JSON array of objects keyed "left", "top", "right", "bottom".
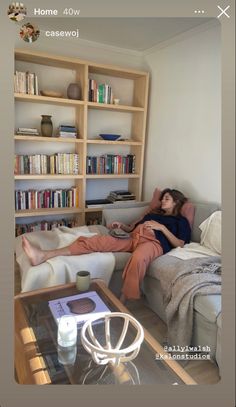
[{"left": 48, "top": 290, "right": 111, "bottom": 326}]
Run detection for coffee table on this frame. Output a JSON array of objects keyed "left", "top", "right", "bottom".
[{"left": 15, "top": 279, "right": 197, "bottom": 385}]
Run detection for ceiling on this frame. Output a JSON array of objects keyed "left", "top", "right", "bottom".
[{"left": 29, "top": 17, "right": 214, "bottom": 51}]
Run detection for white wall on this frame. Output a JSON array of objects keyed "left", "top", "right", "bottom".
[
  {"left": 15, "top": 32, "right": 143, "bottom": 69},
  {"left": 142, "top": 22, "right": 221, "bottom": 204}
]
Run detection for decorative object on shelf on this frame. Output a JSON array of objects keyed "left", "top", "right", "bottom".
[
  {"left": 99, "top": 134, "right": 121, "bottom": 141},
  {"left": 57, "top": 315, "right": 77, "bottom": 348},
  {"left": 113, "top": 98, "right": 120, "bottom": 105},
  {"left": 40, "top": 90, "right": 63, "bottom": 98},
  {"left": 41, "top": 114, "right": 53, "bottom": 137},
  {"left": 67, "top": 82, "right": 81, "bottom": 100},
  {"left": 81, "top": 312, "right": 144, "bottom": 366}
]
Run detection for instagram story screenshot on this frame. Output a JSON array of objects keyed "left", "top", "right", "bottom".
[{"left": 0, "top": 1, "right": 235, "bottom": 406}]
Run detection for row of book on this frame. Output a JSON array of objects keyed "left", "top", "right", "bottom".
[
  {"left": 15, "top": 218, "right": 78, "bottom": 236},
  {"left": 15, "top": 188, "right": 79, "bottom": 210},
  {"left": 88, "top": 79, "right": 113, "bottom": 104},
  {"left": 86, "top": 154, "right": 136, "bottom": 174},
  {"left": 14, "top": 70, "right": 39, "bottom": 95},
  {"left": 14, "top": 153, "right": 79, "bottom": 175}
]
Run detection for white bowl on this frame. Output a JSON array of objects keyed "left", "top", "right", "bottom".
[{"left": 81, "top": 312, "right": 144, "bottom": 366}]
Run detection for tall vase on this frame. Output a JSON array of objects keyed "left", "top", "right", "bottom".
[
  {"left": 41, "top": 115, "right": 53, "bottom": 137},
  {"left": 67, "top": 83, "right": 81, "bottom": 100}
]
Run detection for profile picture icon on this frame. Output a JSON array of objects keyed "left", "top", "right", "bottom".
[
  {"left": 8, "top": 2, "right": 27, "bottom": 22},
  {"left": 19, "top": 23, "right": 40, "bottom": 43}
]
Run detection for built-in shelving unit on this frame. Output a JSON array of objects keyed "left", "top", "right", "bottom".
[{"left": 14, "top": 48, "right": 149, "bottom": 233}]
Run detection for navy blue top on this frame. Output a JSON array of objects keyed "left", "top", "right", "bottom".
[{"left": 134, "top": 212, "right": 191, "bottom": 254}]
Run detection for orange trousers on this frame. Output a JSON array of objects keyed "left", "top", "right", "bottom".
[{"left": 69, "top": 224, "right": 163, "bottom": 299}]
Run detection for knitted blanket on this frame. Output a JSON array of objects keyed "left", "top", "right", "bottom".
[{"left": 155, "top": 255, "right": 221, "bottom": 348}]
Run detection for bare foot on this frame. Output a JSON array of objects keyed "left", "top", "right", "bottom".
[{"left": 22, "top": 236, "right": 46, "bottom": 266}]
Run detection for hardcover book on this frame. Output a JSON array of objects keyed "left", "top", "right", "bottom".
[{"left": 48, "top": 291, "right": 111, "bottom": 326}]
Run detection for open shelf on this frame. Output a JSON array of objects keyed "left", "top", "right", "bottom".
[
  {"left": 14, "top": 93, "right": 85, "bottom": 107},
  {"left": 14, "top": 135, "right": 84, "bottom": 143},
  {"left": 15, "top": 207, "right": 83, "bottom": 218}
]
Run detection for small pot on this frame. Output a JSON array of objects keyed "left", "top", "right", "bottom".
[
  {"left": 67, "top": 83, "right": 81, "bottom": 100},
  {"left": 41, "top": 115, "right": 53, "bottom": 137}
]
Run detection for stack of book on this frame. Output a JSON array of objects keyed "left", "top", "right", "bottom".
[
  {"left": 14, "top": 71, "right": 39, "bottom": 95},
  {"left": 16, "top": 127, "right": 39, "bottom": 136},
  {"left": 107, "top": 190, "right": 136, "bottom": 202},
  {"left": 85, "top": 198, "right": 113, "bottom": 208},
  {"left": 58, "top": 125, "right": 77, "bottom": 138}
]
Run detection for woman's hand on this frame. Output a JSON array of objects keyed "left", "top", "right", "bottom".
[
  {"left": 144, "top": 220, "right": 164, "bottom": 232},
  {"left": 144, "top": 221, "right": 184, "bottom": 248}
]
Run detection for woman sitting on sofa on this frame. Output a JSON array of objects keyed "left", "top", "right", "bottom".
[{"left": 22, "top": 188, "right": 191, "bottom": 303}]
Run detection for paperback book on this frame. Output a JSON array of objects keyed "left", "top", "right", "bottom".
[{"left": 48, "top": 291, "right": 111, "bottom": 326}]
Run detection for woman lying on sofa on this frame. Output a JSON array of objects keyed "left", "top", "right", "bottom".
[{"left": 22, "top": 188, "right": 191, "bottom": 303}]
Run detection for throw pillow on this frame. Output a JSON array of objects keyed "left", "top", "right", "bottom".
[
  {"left": 149, "top": 187, "right": 195, "bottom": 228},
  {"left": 199, "top": 210, "right": 221, "bottom": 254}
]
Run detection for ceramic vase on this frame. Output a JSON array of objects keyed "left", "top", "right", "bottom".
[
  {"left": 41, "top": 115, "right": 53, "bottom": 137},
  {"left": 67, "top": 83, "right": 81, "bottom": 100}
]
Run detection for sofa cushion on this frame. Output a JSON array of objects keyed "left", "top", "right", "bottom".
[
  {"left": 102, "top": 205, "right": 150, "bottom": 227},
  {"left": 149, "top": 188, "right": 195, "bottom": 228},
  {"left": 113, "top": 252, "right": 131, "bottom": 271},
  {"left": 194, "top": 294, "right": 221, "bottom": 323},
  {"left": 191, "top": 202, "right": 220, "bottom": 243},
  {"left": 199, "top": 211, "right": 221, "bottom": 254}
]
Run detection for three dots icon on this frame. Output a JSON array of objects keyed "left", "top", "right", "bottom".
[{"left": 194, "top": 10, "right": 205, "bottom": 14}]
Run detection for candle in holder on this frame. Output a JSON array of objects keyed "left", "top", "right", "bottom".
[
  {"left": 57, "top": 315, "right": 77, "bottom": 347},
  {"left": 58, "top": 345, "right": 77, "bottom": 365}
]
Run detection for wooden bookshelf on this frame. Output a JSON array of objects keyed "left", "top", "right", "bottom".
[
  {"left": 14, "top": 48, "right": 149, "bottom": 233},
  {"left": 15, "top": 208, "right": 83, "bottom": 218},
  {"left": 14, "top": 135, "right": 83, "bottom": 143},
  {"left": 87, "top": 101, "right": 144, "bottom": 112},
  {"left": 14, "top": 93, "right": 85, "bottom": 107},
  {"left": 15, "top": 175, "right": 83, "bottom": 180}
]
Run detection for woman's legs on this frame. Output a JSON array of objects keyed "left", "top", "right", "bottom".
[
  {"left": 121, "top": 240, "right": 163, "bottom": 300},
  {"left": 22, "top": 234, "right": 133, "bottom": 266}
]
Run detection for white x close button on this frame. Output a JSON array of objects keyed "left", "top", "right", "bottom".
[{"left": 217, "top": 5, "right": 230, "bottom": 18}]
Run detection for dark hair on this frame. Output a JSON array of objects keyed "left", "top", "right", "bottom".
[{"left": 153, "top": 188, "right": 188, "bottom": 216}]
